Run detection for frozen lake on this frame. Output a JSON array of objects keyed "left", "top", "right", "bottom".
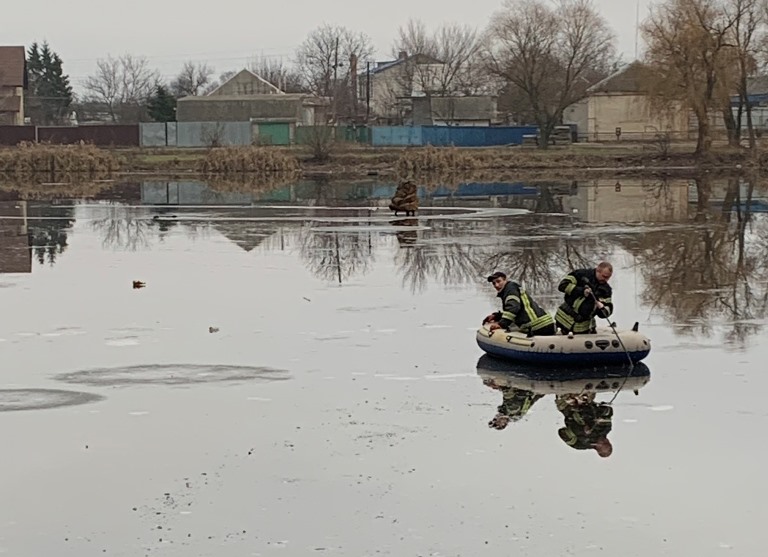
[{"left": 1, "top": 177, "right": 766, "bottom": 556}]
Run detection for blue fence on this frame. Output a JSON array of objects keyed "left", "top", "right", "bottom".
[
  {"left": 371, "top": 125, "right": 539, "bottom": 147},
  {"left": 371, "top": 126, "right": 423, "bottom": 146}
]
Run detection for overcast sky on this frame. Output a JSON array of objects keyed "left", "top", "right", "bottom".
[{"left": 5, "top": 0, "right": 650, "bottom": 92}]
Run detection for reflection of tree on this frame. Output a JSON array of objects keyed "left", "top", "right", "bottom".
[
  {"left": 91, "top": 205, "right": 152, "bottom": 251},
  {"left": 27, "top": 203, "right": 74, "bottom": 266},
  {"left": 298, "top": 226, "right": 377, "bottom": 284},
  {"left": 394, "top": 220, "right": 486, "bottom": 293},
  {"left": 481, "top": 238, "right": 597, "bottom": 296},
  {"left": 623, "top": 177, "right": 768, "bottom": 343}
]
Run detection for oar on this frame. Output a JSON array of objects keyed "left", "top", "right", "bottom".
[
  {"left": 586, "top": 289, "right": 636, "bottom": 404},
  {"left": 586, "top": 290, "right": 634, "bottom": 369}
]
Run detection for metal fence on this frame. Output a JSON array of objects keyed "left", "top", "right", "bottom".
[{"left": 1, "top": 125, "right": 140, "bottom": 146}]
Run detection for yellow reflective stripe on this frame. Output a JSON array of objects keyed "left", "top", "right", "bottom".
[
  {"left": 562, "top": 276, "right": 577, "bottom": 294},
  {"left": 520, "top": 291, "right": 536, "bottom": 321},
  {"left": 599, "top": 297, "right": 612, "bottom": 304},
  {"left": 528, "top": 313, "right": 553, "bottom": 329},
  {"left": 560, "top": 428, "right": 578, "bottom": 446},
  {"left": 555, "top": 308, "right": 575, "bottom": 327},
  {"left": 501, "top": 311, "right": 515, "bottom": 321},
  {"left": 505, "top": 295, "right": 521, "bottom": 304},
  {"left": 573, "top": 297, "right": 585, "bottom": 312}
]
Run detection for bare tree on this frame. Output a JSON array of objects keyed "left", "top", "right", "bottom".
[
  {"left": 485, "top": 0, "right": 616, "bottom": 148},
  {"left": 392, "top": 19, "right": 485, "bottom": 96},
  {"left": 249, "top": 56, "right": 307, "bottom": 93},
  {"left": 642, "top": 0, "right": 738, "bottom": 155},
  {"left": 83, "top": 54, "right": 160, "bottom": 122},
  {"left": 171, "top": 61, "right": 215, "bottom": 97},
  {"left": 295, "top": 24, "right": 375, "bottom": 120},
  {"left": 725, "top": 0, "right": 765, "bottom": 148}
]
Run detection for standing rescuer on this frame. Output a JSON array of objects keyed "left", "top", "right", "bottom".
[
  {"left": 483, "top": 271, "right": 557, "bottom": 336},
  {"left": 555, "top": 261, "right": 614, "bottom": 335}
]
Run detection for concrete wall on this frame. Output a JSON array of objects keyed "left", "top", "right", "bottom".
[
  {"left": 587, "top": 94, "right": 689, "bottom": 140},
  {"left": 0, "top": 86, "right": 24, "bottom": 125}
]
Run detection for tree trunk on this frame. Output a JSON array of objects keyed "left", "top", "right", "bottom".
[
  {"left": 722, "top": 106, "right": 739, "bottom": 147},
  {"left": 694, "top": 107, "right": 711, "bottom": 156},
  {"left": 745, "top": 98, "right": 756, "bottom": 150}
]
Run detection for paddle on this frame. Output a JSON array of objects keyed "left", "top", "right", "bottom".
[
  {"left": 586, "top": 289, "right": 634, "bottom": 369},
  {"left": 584, "top": 288, "right": 638, "bottom": 404}
]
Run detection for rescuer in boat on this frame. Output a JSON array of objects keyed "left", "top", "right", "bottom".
[
  {"left": 555, "top": 262, "right": 614, "bottom": 334},
  {"left": 555, "top": 393, "right": 614, "bottom": 457},
  {"left": 483, "top": 271, "right": 557, "bottom": 336}
]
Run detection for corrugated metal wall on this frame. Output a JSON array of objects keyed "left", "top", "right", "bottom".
[
  {"left": 37, "top": 125, "right": 139, "bottom": 146},
  {"left": 0, "top": 126, "right": 36, "bottom": 145},
  {"left": 371, "top": 126, "right": 423, "bottom": 146},
  {"left": 140, "top": 122, "right": 178, "bottom": 147},
  {"left": 420, "top": 126, "right": 539, "bottom": 147}
]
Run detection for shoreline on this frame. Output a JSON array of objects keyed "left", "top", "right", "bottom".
[{"left": 1, "top": 143, "right": 762, "bottom": 185}]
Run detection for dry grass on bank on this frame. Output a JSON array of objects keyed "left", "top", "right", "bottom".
[
  {"left": 0, "top": 142, "right": 119, "bottom": 175},
  {"left": 197, "top": 146, "right": 300, "bottom": 174}
]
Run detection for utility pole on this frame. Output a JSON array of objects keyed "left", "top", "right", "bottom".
[
  {"left": 350, "top": 53, "right": 358, "bottom": 125},
  {"left": 635, "top": 0, "right": 640, "bottom": 60},
  {"left": 366, "top": 61, "right": 371, "bottom": 122},
  {"left": 333, "top": 37, "right": 339, "bottom": 123}
]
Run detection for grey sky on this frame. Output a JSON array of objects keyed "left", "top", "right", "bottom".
[{"left": 5, "top": 0, "right": 649, "bottom": 92}]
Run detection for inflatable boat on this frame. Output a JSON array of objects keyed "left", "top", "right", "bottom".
[
  {"left": 476, "top": 354, "right": 651, "bottom": 396},
  {"left": 476, "top": 323, "right": 651, "bottom": 366}
]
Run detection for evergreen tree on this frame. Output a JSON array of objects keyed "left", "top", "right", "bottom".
[
  {"left": 25, "top": 41, "right": 73, "bottom": 125},
  {"left": 147, "top": 85, "right": 177, "bottom": 122}
]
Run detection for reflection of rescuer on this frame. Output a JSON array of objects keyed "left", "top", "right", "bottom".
[
  {"left": 483, "top": 271, "right": 557, "bottom": 336},
  {"left": 555, "top": 394, "right": 614, "bottom": 457},
  {"left": 555, "top": 262, "right": 614, "bottom": 334},
  {"left": 483, "top": 377, "right": 544, "bottom": 430}
]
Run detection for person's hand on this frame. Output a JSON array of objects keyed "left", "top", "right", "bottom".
[
  {"left": 596, "top": 301, "right": 604, "bottom": 310},
  {"left": 583, "top": 287, "right": 592, "bottom": 297},
  {"left": 489, "top": 323, "right": 502, "bottom": 331},
  {"left": 482, "top": 313, "right": 496, "bottom": 324}
]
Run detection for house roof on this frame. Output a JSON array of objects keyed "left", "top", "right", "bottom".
[
  {"left": 206, "top": 68, "right": 284, "bottom": 96},
  {"left": 367, "top": 53, "right": 444, "bottom": 75},
  {"left": 587, "top": 62, "right": 654, "bottom": 95},
  {"left": 0, "top": 46, "right": 26, "bottom": 88}
]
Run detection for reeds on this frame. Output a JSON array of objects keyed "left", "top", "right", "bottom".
[
  {"left": 198, "top": 146, "right": 300, "bottom": 174},
  {"left": 0, "top": 142, "right": 119, "bottom": 175},
  {"left": 396, "top": 146, "right": 480, "bottom": 176}
]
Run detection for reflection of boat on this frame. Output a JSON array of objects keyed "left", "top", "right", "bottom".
[
  {"left": 476, "top": 324, "right": 651, "bottom": 366},
  {"left": 476, "top": 354, "right": 651, "bottom": 395}
]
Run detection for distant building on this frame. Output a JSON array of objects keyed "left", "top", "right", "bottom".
[
  {"left": 176, "top": 69, "right": 329, "bottom": 145},
  {"left": 566, "top": 62, "right": 689, "bottom": 141},
  {"left": 0, "top": 46, "right": 26, "bottom": 125},
  {"left": 358, "top": 52, "right": 445, "bottom": 123},
  {"left": 411, "top": 96, "right": 498, "bottom": 127},
  {"left": 207, "top": 69, "right": 284, "bottom": 96}
]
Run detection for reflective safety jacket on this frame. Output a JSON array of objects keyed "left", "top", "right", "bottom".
[
  {"left": 555, "top": 268, "right": 613, "bottom": 333},
  {"left": 496, "top": 281, "right": 556, "bottom": 334},
  {"left": 556, "top": 397, "right": 613, "bottom": 450}
]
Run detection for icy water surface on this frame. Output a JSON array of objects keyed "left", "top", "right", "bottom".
[{"left": 1, "top": 177, "right": 767, "bottom": 556}]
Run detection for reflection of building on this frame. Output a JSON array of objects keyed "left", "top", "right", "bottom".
[
  {"left": 0, "top": 201, "right": 32, "bottom": 273},
  {"left": 561, "top": 180, "right": 689, "bottom": 223}
]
